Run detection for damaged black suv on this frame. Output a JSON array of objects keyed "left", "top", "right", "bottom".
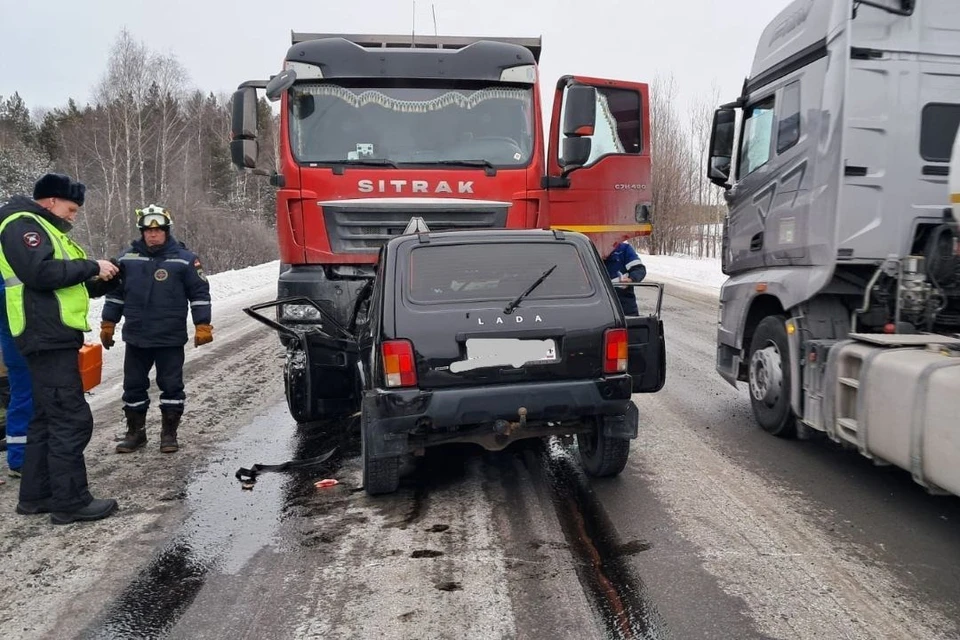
[{"left": 348, "top": 224, "right": 666, "bottom": 495}]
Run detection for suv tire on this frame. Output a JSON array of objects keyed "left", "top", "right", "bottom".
[
  {"left": 361, "top": 410, "right": 400, "bottom": 495},
  {"left": 577, "top": 418, "right": 630, "bottom": 477}
]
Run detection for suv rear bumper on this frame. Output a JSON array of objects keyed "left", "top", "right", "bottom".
[{"left": 363, "top": 375, "right": 636, "bottom": 458}]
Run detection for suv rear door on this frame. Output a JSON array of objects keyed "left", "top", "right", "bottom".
[
  {"left": 392, "top": 235, "right": 617, "bottom": 390},
  {"left": 622, "top": 282, "right": 666, "bottom": 393}
]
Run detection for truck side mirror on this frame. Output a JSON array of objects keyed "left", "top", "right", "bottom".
[
  {"left": 560, "top": 85, "right": 597, "bottom": 170},
  {"left": 230, "top": 87, "right": 259, "bottom": 170},
  {"left": 708, "top": 108, "right": 736, "bottom": 187},
  {"left": 265, "top": 69, "right": 297, "bottom": 102}
]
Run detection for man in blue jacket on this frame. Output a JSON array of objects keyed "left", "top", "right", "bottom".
[
  {"left": 601, "top": 240, "right": 647, "bottom": 316},
  {"left": 100, "top": 205, "right": 213, "bottom": 454}
]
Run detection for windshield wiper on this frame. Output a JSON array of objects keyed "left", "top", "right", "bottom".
[
  {"left": 334, "top": 158, "right": 400, "bottom": 168},
  {"left": 504, "top": 265, "right": 557, "bottom": 315},
  {"left": 431, "top": 159, "right": 497, "bottom": 175}
]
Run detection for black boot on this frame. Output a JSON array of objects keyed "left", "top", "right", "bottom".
[
  {"left": 160, "top": 411, "right": 181, "bottom": 453},
  {"left": 116, "top": 410, "right": 147, "bottom": 453},
  {"left": 50, "top": 498, "right": 118, "bottom": 525}
]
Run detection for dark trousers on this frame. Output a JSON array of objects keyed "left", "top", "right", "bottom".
[
  {"left": 20, "top": 348, "right": 94, "bottom": 512},
  {"left": 122, "top": 345, "right": 186, "bottom": 415},
  {"left": 616, "top": 289, "right": 639, "bottom": 316}
]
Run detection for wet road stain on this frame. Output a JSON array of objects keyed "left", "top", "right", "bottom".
[
  {"left": 538, "top": 438, "right": 667, "bottom": 640},
  {"left": 411, "top": 549, "right": 444, "bottom": 558},
  {"left": 427, "top": 523, "right": 451, "bottom": 533},
  {"left": 435, "top": 580, "right": 463, "bottom": 592},
  {"left": 80, "top": 405, "right": 356, "bottom": 639},
  {"left": 617, "top": 540, "right": 654, "bottom": 557}
]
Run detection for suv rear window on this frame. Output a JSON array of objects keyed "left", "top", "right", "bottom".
[{"left": 406, "top": 242, "right": 595, "bottom": 304}]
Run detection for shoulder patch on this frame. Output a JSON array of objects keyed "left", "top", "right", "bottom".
[
  {"left": 23, "top": 232, "right": 41, "bottom": 248},
  {"left": 194, "top": 257, "right": 207, "bottom": 281}
]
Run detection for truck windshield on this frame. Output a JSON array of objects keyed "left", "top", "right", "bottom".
[
  {"left": 405, "top": 242, "right": 595, "bottom": 305},
  {"left": 288, "top": 83, "right": 534, "bottom": 167}
]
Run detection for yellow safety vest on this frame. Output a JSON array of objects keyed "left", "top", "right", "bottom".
[{"left": 0, "top": 211, "right": 91, "bottom": 336}]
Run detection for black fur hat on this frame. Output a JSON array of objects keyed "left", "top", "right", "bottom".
[{"left": 33, "top": 173, "right": 86, "bottom": 206}]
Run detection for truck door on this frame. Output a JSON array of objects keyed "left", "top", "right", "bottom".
[
  {"left": 725, "top": 91, "right": 778, "bottom": 273},
  {"left": 623, "top": 282, "right": 666, "bottom": 393},
  {"left": 544, "top": 76, "right": 653, "bottom": 253}
]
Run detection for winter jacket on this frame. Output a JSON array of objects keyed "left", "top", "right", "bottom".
[
  {"left": 102, "top": 234, "right": 211, "bottom": 348},
  {"left": 603, "top": 242, "right": 647, "bottom": 315},
  {"left": 0, "top": 196, "right": 116, "bottom": 356}
]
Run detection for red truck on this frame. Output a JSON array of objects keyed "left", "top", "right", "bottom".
[{"left": 231, "top": 33, "right": 654, "bottom": 422}]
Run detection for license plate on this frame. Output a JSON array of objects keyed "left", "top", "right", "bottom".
[{"left": 450, "top": 338, "right": 557, "bottom": 373}]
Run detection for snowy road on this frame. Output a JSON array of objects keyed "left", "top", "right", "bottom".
[{"left": 1, "top": 257, "right": 958, "bottom": 640}]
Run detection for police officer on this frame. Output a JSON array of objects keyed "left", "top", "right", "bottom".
[
  {"left": 100, "top": 205, "right": 212, "bottom": 454},
  {"left": 0, "top": 173, "right": 121, "bottom": 524},
  {"left": 601, "top": 240, "right": 647, "bottom": 316}
]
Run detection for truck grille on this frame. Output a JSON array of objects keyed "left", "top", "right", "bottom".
[{"left": 323, "top": 205, "right": 509, "bottom": 253}]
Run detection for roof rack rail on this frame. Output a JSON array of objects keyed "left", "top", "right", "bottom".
[{"left": 290, "top": 32, "right": 542, "bottom": 62}]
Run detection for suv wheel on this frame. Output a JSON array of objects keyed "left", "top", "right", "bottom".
[
  {"left": 576, "top": 418, "right": 630, "bottom": 477},
  {"left": 361, "top": 410, "right": 399, "bottom": 496}
]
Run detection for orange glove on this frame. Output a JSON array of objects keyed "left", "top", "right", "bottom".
[
  {"left": 100, "top": 321, "right": 116, "bottom": 350},
  {"left": 194, "top": 324, "right": 213, "bottom": 347}
]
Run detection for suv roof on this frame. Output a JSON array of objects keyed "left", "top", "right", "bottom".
[{"left": 386, "top": 227, "right": 590, "bottom": 251}]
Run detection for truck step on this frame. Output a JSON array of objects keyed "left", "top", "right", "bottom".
[
  {"left": 838, "top": 376, "right": 860, "bottom": 389},
  {"left": 837, "top": 417, "right": 858, "bottom": 434}
]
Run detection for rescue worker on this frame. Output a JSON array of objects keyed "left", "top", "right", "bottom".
[
  {"left": 100, "top": 204, "right": 212, "bottom": 454},
  {"left": 0, "top": 173, "right": 121, "bottom": 524},
  {"left": 0, "top": 275, "right": 33, "bottom": 479},
  {"left": 601, "top": 240, "right": 647, "bottom": 316}
]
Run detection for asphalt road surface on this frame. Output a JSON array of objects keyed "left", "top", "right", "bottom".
[{"left": 3, "top": 277, "right": 958, "bottom": 640}]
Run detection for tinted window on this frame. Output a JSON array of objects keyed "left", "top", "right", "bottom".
[
  {"left": 920, "top": 103, "right": 960, "bottom": 162},
  {"left": 738, "top": 96, "right": 776, "bottom": 177},
  {"left": 777, "top": 81, "right": 801, "bottom": 154},
  {"left": 407, "top": 242, "right": 594, "bottom": 304}
]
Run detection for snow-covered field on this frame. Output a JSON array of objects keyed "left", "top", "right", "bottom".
[{"left": 640, "top": 254, "right": 726, "bottom": 293}]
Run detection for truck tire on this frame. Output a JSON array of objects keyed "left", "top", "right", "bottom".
[
  {"left": 747, "top": 315, "right": 797, "bottom": 438},
  {"left": 284, "top": 359, "right": 318, "bottom": 424},
  {"left": 361, "top": 410, "right": 400, "bottom": 496},
  {"left": 577, "top": 420, "right": 630, "bottom": 477}
]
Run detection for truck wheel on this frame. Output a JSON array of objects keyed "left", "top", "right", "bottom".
[
  {"left": 747, "top": 315, "right": 797, "bottom": 438},
  {"left": 577, "top": 420, "right": 630, "bottom": 477},
  {"left": 284, "top": 358, "right": 317, "bottom": 424},
  {"left": 361, "top": 410, "right": 399, "bottom": 496}
]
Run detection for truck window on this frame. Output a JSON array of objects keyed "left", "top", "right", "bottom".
[
  {"left": 777, "top": 81, "right": 801, "bottom": 154},
  {"left": 288, "top": 83, "right": 535, "bottom": 167},
  {"left": 738, "top": 96, "right": 776, "bottom": 177},
  {"left": 406, "top": 242, "right": 595, "bottom": 304},
  {"left": 920, "top": 103, "right": 960, "bottom": 162},
  {"left": 559, "top": 86, "right": 642, "bottom": 166}
]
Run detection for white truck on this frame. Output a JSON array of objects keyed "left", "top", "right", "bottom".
[{"left": 706, "top": 0, "right": 960, "bottom": 497}]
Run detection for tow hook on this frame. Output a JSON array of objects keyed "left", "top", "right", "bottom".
[{"left": 494, "top": 408, "right": 528, "bottom": 437}]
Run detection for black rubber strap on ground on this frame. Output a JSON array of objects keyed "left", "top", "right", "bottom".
[{"left": 235, "top": 448, "right": 337, "bottom": 485}]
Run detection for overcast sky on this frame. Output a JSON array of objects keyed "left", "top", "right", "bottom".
[{"left": 2, "top": 0, "right": 785, "bottom": 119}]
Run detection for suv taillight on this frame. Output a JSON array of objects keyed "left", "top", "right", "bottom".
[
  {"left": 382, "top": 339, "right": 417, "bottom": 388},
  {"left": 603, "top": 328, "right": 628, "bottom": 373}
]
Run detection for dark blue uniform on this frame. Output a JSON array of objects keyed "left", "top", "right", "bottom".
[
  {"left": 604, "top": 242, "right": 647, "bottom": 315},
  {"left": 102, "top": 235, "right": 211, "bottom": 415}
]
